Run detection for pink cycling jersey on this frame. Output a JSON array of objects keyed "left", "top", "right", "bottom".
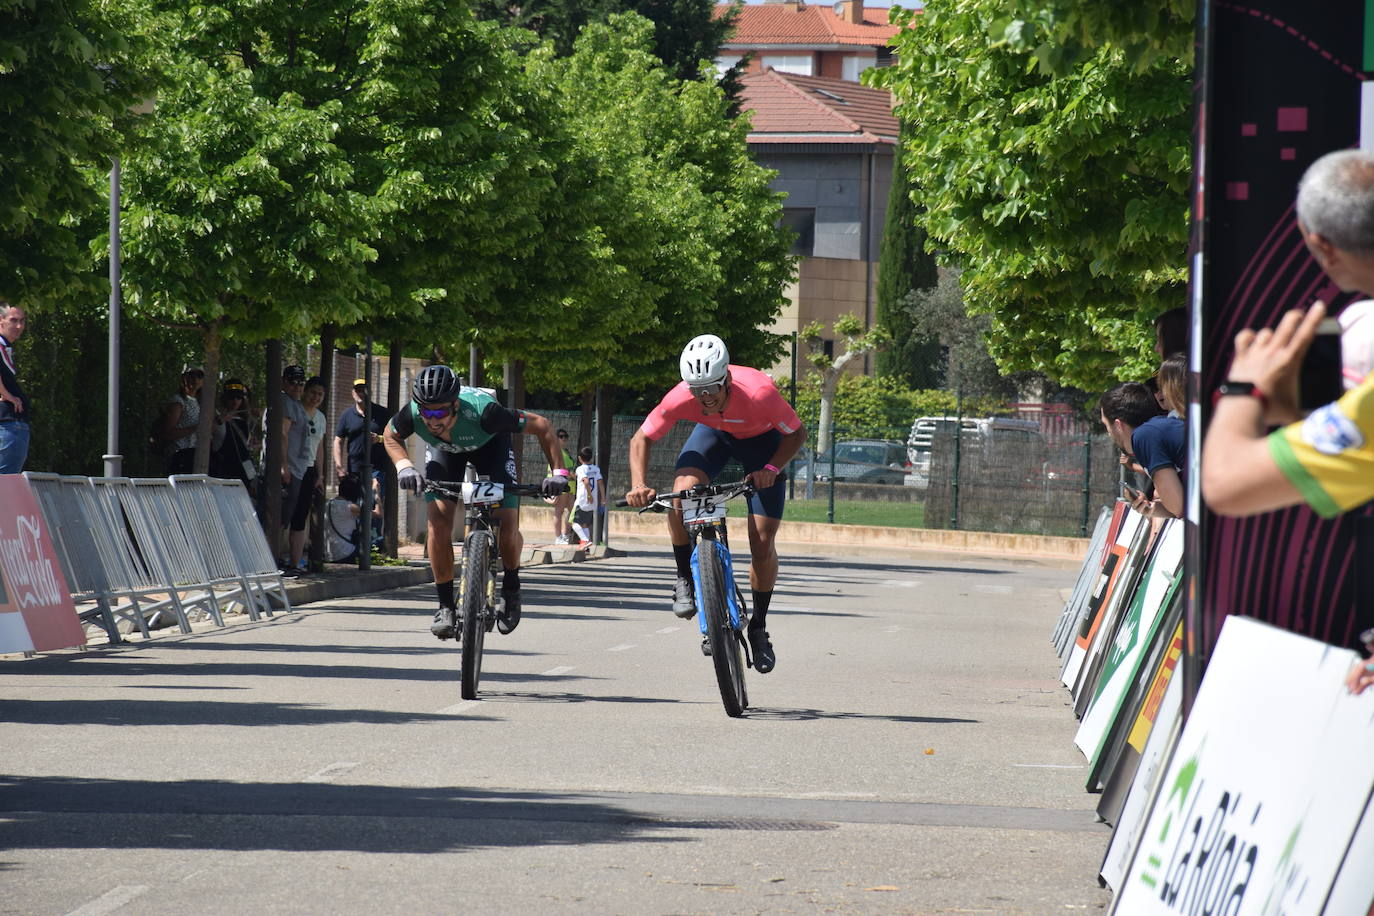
[{"left": 639, "top": 366, "right": 801, "bottom": 441}]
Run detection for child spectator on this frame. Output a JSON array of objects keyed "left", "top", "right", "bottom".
[{"left": 571, "top": 446, "right": 605, "bottom": 548}]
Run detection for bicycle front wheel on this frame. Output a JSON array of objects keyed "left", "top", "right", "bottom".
[
  {"left": 698, "top": 539, "right": 747, "bottom": 717},
  {"left": 460, "top": 531, "right": 492, "bottom": 700}
]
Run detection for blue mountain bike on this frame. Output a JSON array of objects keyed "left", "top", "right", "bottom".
[{"left": 631, "top": 480, "right": 757, "bottom": 717}]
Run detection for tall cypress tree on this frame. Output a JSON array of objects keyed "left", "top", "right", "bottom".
[{"left": 874, "top": 127, "right": 941, "bottom": 387}]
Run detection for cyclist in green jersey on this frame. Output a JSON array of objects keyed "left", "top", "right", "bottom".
[{"left": 384, "top": 365, "right": 569, "bottom": 640}]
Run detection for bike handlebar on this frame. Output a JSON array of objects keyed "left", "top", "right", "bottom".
[
  {"left": 422, "top": 479, "right": 547, "bottom": 500},
  {"left": 615, "top": 478, "right": 764, "bottom": 512}
]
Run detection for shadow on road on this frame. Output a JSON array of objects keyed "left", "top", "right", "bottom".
[
  {"left": 0, "top": 777, "right": 713, "bottom": 854},
  {"left": 745, "top": 708, "right": 979, "bottom": 725}
]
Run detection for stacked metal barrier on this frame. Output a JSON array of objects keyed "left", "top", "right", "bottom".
[{"left": 21, "top": 472, "right": 287, "bottom": 643}]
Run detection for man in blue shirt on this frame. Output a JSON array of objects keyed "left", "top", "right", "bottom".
[
  {"left": 1101, "top": 381, "right": 1185, "bottom": 518},
  {"left": 0, "top": 302, "right": 30, "bottom": 474}
]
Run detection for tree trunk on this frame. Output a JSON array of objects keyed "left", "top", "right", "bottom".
[
  {"left": 261, "top": 340, "right": 283, "bottom": 544},
  {"left": 815, "top": 349, "right": 861, "bottom": 455},
  {"left": 192, "top": 319, "right": 223, "bottom": 475},
  {"left": 310, "top": 324, "right": 337, "bottom": 569},
  {"left": 595, "top": 384, "right": 616, "bottom": 495},
  {"left": 384, "top": 339, "right": 402, "bottom": 557},
  {"left": 578, "top": 387, "right": 595, "bottom": 452}
]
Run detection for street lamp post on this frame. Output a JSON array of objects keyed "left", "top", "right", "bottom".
[{"left": 104, "top": 158, "right": 122, "bottom": 478}]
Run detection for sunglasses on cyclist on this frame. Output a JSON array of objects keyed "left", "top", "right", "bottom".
[
  {"left": 689, "top": 382, "right": 724, "bottom": 397},
  {"left": 419, "top": 405, "right": 455, "bottom": 420}
]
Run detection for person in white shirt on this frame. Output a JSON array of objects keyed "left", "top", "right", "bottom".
[
  {"left": 571, "top": 447, "right": 604, "bottom": 548},
  {"left": 287, "top": 376, "right": 327, "bottom": 573}
]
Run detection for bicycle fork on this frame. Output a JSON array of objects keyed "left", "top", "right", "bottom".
[{"left": 689, "top": 534, "right": 754, "bottom": 666}]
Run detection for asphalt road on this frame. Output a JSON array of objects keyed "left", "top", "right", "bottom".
[{"left": 1, "top": 539, "right": 1113, "bottom": 915}]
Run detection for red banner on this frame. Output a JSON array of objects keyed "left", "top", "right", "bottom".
[{"left": 0, "top": 476, "right": 83, "bottom": 653}]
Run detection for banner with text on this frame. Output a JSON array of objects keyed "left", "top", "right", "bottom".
[
  {"left": 0, "top": 476, "right": 82, "bottom": 653},
  {"left": 1116, "top": 616, "right": 1374, "bottom": 914}
]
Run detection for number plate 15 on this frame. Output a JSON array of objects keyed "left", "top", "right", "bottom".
[
  {"left": 462, "top": 480, "right": 505, "bottom": 505},
  {"left": 680, "top": 495, "right": 725, "bottom": 525}
]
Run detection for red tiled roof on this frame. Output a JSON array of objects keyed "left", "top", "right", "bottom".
[
  {"left": 718, "top": 2, "right": 901, "bottom": 48},
  {"left": 738, "top": 68, "right": 899, "bottom": 145}
]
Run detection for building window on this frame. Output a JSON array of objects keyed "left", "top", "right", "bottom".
[
  {"left": 761, "top": 54, "right": 814, "bottom": 76},
  {"left": 781, "top": 208, "right": 815, "bottom": 256},
  {"left": 842, "top": 54, "right": 876, "bottom": 82},
  {"left": 715, "top": 53, "right": 743, "bottom": 77}
]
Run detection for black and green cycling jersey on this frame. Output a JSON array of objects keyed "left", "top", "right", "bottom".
[{"left": 388, "top": 387, "right": 526, "bottom": 452}]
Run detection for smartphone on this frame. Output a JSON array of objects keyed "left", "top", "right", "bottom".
[
  {"left": 1299, "top": 318, "right": 1344, "bottom": 412},
  {"left": 1121, "top": 482, "right": 1142, "bottom": 501}
]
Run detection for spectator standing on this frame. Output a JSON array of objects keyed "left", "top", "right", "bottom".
[
  {"left": 1100, "top": 381, "right": 1185, "bottom": 518},
  {"left": 1198, "top": 148, "right": 1374, "bottom": 692},
  {"left": 333, "top": 376, "right": 392, "bottom": 494},
  {"left": 267, "top": 365, "right": 311, "bottom": 576},
  {"left": 1155, "top": 306, "right": 1188, "bottom": 358},
  {"left": 161, "top": 367, "right": 206, "bottom": 475},
  {"left": 210, "top": 379, "right": 257, "bottom": 491},
  {"left": 549, "top": 428, "right": 576, "bottom": 544},
  {"left": 287, "top": 377, "right": 328, "bottom": 572},
  {"left": 0, "top": 302, "right": 30, "bottom": 474},
  {"left": 1201, "top": 151, "right": 1374, "bottom": 516},
  {"left": 1157, "top": 353, "right": 1188, "bottom": 420},
  {"left": 571, "top": 446, "right": 605, "bottom": 548}
]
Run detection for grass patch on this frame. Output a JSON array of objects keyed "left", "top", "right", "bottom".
[
  {"left": 727, "top": 496, "right": 926, "bottom": 529},
  {"left": 612, "top": 496, "right": 927, "bottom": 529}
]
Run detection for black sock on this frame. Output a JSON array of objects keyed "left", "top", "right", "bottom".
[
  {"left": 750, "top": 590, "right": 773, "bottom": 631},
  {"left": 436, "top": 580, "right": 454, "bottom": 609},
  {"left": 672, "top": 542, "right": 693, "bottom": 579},
  {"left": 503, "top": 567, "right": 520, "bottom": 592}
]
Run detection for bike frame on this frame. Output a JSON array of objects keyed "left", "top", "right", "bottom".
[{"left": 687, "top": 521, "right": 745, "bottom": 638}]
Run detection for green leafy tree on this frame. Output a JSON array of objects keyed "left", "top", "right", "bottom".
[
  {"left": 986, "top": 0, "right": 1193, "bottom": 76},
  {"left": 869, "top": 0, "right": 1191, "bottom": 391},
  {"left": 1, "top": 0, "right": 157, "bottom": 302},
  {"left": 121, "top": 2, "right": 546, "bottom": 470},
  {"left": 516, "top": 15, "right": 793, "bottom": 395},
  {"left": 905, "top": 270, "right": 1018, "bottom": 403},
  {"left": 472, "top": 0, "right": 739, "bottom": 83},
  {"left": 874, "top": 124, "right": 940, "bottom": 387},
  {"left": 801, "top": 313, "right": 889, "bottom": 455}
]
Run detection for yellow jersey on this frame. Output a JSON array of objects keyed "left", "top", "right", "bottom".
[{"left": 1268, "top": 380, "right": 1374, "bottom": 518}]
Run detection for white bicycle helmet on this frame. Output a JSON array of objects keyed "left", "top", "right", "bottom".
[{"left": 679, "top": 334, "right": 729, "bottom": 386}]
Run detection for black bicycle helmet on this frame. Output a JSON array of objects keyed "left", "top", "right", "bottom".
[{"left": 412, "top": 364, "right": 460, "bottom": 404}]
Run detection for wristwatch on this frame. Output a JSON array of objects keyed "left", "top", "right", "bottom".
[{"left": 1214, "top": 381, "right": 1269, "bottom": 410}]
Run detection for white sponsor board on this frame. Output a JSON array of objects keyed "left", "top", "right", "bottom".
[
  {"left": 1114, "top": 616, "right": 1374, "bottom": 915},
  {"left": 1062, "top": 509, "right": 1145, "bottom": 689},
  {"left": 1075, "top": 520, "right": 1184, "bottom": 763},
  {"left": 1100, "top": 664, "right": 1183, "bottom": 891}
]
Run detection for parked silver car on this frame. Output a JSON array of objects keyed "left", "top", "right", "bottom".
[{"left": 813, "top": 439, "right": 909, "bottom": 485}]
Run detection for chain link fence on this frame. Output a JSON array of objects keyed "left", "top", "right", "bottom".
[{"left": 520, "top": 408, "right": 1119, "bottom": 538}]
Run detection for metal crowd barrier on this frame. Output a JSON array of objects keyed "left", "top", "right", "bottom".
[
  {"left": 170, "top": 475, "right": 287, "bottom": 619},
  {"left": 202, "top": 476, "right": 292, "bottom": 616},
  {"left": 21, "top": 472, "right": 288, "bottom": 643}
]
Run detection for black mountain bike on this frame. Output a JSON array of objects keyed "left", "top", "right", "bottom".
[
  {"left": 625, "top": 480, "right": 757, "bottom": 717},
  {"left": 424, "top": 476, "right": 543, "bottom": 699}
]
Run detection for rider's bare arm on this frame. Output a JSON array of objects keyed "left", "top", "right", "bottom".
[
  {"left": 382, "top": 420, "right": 411, "bottom": 471},
  {"left": 519, "top": 411, "right": 566, "bottom": 474},
  {"left": 625, "top": 429, "right": 656, "bottom": 506}
]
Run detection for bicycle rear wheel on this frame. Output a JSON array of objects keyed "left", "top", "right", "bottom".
[
  {"left": 698, "top": 539, "right": 747, "bottom": 717},
  {"left": 460, "top": 531, "right": 491, "bottom": 699}
]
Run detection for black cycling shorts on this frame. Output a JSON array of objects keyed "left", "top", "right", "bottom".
[
  {"left": 423, "top": 432, "right": 519, "bottom": 509},
  {"left": 675, "top": 423, "right": 786, "bottom": 519}
]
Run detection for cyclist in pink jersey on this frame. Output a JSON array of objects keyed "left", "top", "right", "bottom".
[{"left": 625, "top": 334, "right": 806, "bottom": 673}]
